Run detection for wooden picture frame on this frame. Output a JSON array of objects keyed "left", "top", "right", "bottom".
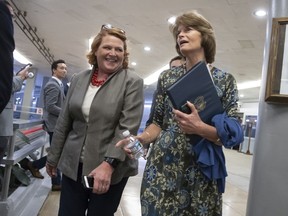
[{"left": 265, "top": 17, "right": 288, "bottom": 103}]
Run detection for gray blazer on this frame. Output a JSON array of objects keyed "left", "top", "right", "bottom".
[
  {"left": 47, "top": 68, "right": 144, "bottom": 184},
  {"left": 42, "top": 77, "right": 65, "bottom": 132},
  {"left": 0, "top": 76, "right": 24, "bottom": 136}
]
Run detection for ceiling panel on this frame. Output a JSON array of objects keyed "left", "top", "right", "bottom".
[{"left": 11, "top": 0, "right": 268, "bottom": 103}]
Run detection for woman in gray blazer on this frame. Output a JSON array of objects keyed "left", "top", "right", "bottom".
[{"left": 46, "top": 25, "right": 144, "bottom": 216}]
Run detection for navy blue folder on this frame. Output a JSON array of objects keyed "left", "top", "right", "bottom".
[{"left": 166, "top": 61, "right": 224, "bottom": 124}]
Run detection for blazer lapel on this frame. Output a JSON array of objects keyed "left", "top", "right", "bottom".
[{"left": 73, "top": 69, "right": 93, "bottom": 104}]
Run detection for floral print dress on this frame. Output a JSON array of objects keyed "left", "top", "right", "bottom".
[{"left": 141, "top": 65, "right": 239, "bottom": 216}]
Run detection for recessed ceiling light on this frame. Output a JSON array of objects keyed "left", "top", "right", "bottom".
[
  {"left": 144, "top": 46, "right": 151, "bottom": 51},
  {"left": 168, "top": 16, "right": 176, "bottom": 24},
  {"left": 240, "top": 94, "right": 244, "bottom": 98},
  {"left": 253, "top": 9, "right": 267, "bottom": 17},
  {"left": 131, "top": 62, "right": 137, "bottom": 66}
]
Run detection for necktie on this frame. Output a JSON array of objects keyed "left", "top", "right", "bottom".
[{"left": 59, "top": 82, "right": 65, "bottom": 99}]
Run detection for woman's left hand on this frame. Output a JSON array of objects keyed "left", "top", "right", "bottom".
[
  {"left": 173, "top": 101, "right": 205, "bottom": 135},
  {"left": 89, "top": 162, "right": 114, "bottom": 194}
]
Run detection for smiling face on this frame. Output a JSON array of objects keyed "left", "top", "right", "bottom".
[
  {"left": 53, "top": 63, "right": 67, "bottom": 80},
  {"left": 95, "top": 35, "right": 125, "bottom": 75}
]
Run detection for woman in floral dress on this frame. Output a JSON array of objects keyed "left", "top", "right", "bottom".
[{"left": 118, "top": 10, "right": 243, "bottom": 216}]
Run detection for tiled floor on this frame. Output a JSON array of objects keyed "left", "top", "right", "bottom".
[{"left": 37, "top": 148, "right": 252, "bottom": 216}]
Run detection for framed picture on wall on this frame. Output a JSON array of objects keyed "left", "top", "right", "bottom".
[{"left": 265, "top": 17, "right": 288, "bottom": 103}]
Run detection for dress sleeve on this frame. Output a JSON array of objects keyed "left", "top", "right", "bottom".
[
  {"left": 215, "top": 71, "right": 239, "bottom": 118},
  {"left": 146, "top": 72, "right": 167, "bottom": 128}
]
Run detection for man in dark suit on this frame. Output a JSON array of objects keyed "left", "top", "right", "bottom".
[
  {"left": 0, "top": 0, "right": 15, "bottom": 113},
  {"left": 32, "top": 59, "right": 67, "bottom": 191}
]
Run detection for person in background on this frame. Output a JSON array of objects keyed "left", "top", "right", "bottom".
[
  {"left": 41, "top": 59, "right": 67, "bottom": 191},
  {"left": 117, "top": 10, "right": 243, "bottom": 215},
  {"left": 20, "top": 60, "right": 68, "bottom": 186},
  {"left": 0, "top": 0, "right": 15, "bottom": 113},
  {"left": 0, "top": 66, "right": 30, "bottom": 163},
  {"left": 144, "top": 55, "right": 184, "bottom": 159},
  {"left": 169, "top": 55, "right": 185, "bottom": 69},
  {"left": 46, "top": 24, "right": 144, "bottom": 216}
]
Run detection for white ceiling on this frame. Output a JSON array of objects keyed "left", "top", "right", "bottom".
[{"left": 11, "top": 0, "right": 268, "bottom": 102}]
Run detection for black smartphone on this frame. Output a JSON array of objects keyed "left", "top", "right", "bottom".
[
  {"left": 16, "top": 63, "right": 32, "bottom": 75},
  {"left": 83, "top": 176, "right": 94, "bottom": 189}
]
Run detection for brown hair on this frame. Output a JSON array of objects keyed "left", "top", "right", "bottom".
[
  {"left": 170, "top": 10, "right": 216, "bottom": 64},
  {"left": 169, "top": 56, "right": 184, "bottom": 68},
  {"left": 86, "top": 28, "right": 129, "bottom": 69}
]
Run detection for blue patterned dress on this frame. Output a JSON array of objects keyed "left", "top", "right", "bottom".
[{"left": 141, "top": 65, "right": 239, "bottom": 216}]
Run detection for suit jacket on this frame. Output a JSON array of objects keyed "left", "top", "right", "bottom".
[
  {"left": 0, "top": 76, "right": 25, "bottom": 136},
  {"left": 0, "top": 2, "right": 15, "bottom": 113},
  {"left": 43, "top": 77, "right": 65, "bottom": 132},
  {"left": 47, "top": 68, "right": 144, "bottom": 184}
]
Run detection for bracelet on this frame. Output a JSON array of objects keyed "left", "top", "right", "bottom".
[{"left": 144, "top": 131, "right": 151, "bottom": 144}]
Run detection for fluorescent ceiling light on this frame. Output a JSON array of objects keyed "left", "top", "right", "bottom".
[
  {"left": 144, "top": 104, "right": 152, "bottom": 108},
  {"left": 13, "top": 50, "right": 31, "bottom": 64},
  {"left": 131, "top": 62, "right": 137, "bottom": 66},
  {"left": 237, "top": 79, "right": 261, "bottom": 90},
  {"left": 144, "top": 64, "right": 169, "bottom": 85}
]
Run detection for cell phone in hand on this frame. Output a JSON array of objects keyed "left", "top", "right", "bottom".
[
  {"left": 83, "top": 176, "right": 94, "bottom": 189},
  {"left": 16, "top": 63, "right": 32, "bottom": 75}
]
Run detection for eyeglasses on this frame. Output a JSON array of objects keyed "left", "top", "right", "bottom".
[{"left": 101, "top": 24, "right": 126, "bottom": 35}]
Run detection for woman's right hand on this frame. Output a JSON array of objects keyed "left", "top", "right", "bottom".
[{"left": 116, "top": 138, "right": 134, "bottom": 159}]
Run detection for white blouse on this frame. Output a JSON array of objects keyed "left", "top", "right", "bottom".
[{"left": 81, "top": 84, "right": 100, "bottom": 122}]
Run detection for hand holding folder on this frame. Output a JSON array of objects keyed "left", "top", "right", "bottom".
[{"left": 166, "top": 61, "right": 224, "bottom": 124}]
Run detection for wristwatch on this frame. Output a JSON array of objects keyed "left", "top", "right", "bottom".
[{"left": 104, "top": 157, "right": 120, "bottom": 169}]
